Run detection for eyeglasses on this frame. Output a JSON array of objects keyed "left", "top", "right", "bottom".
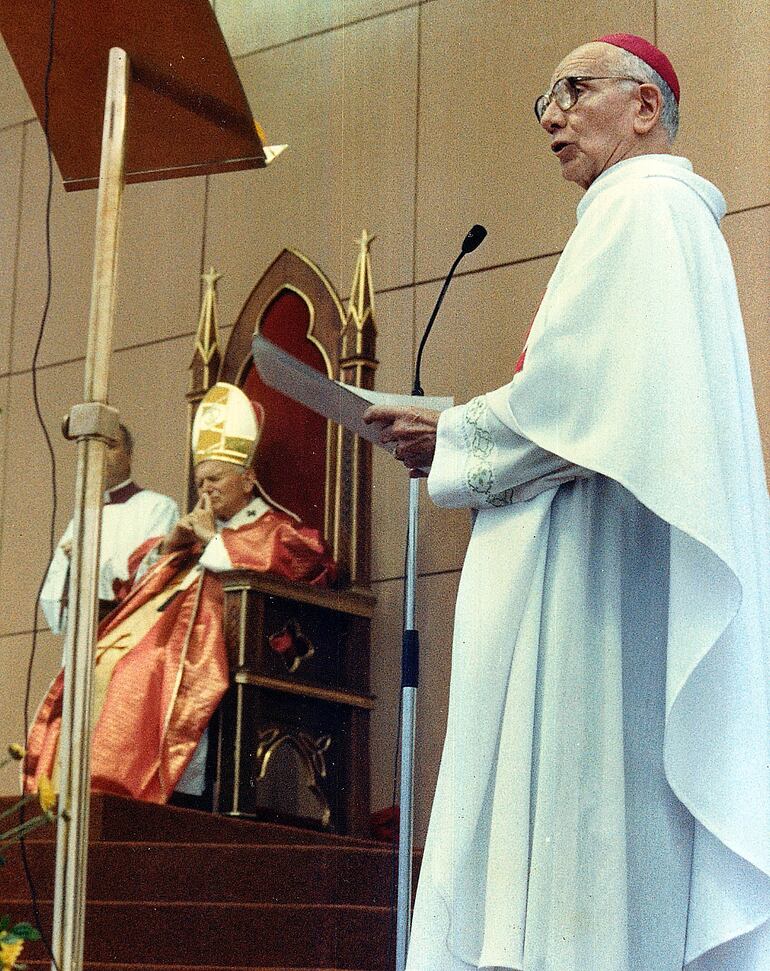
[{"left": 534, "top": 76, "right": 643, "bottom": 123}]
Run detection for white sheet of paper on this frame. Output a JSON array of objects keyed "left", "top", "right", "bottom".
[{"left": 251, "top": 334, "right": 453, "bottom": 452}]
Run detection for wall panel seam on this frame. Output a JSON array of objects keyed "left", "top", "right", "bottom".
[
  {"left": 8, "top": 124, "right": 26, "bottom": 381},
  {"left": 0, "top": 118, "right": 34, "bottom": 137},
  {"left": 0, "top": 125, "right": 27, "bottom": 568},
  {"left": 0, "top": 628, "right": 42, "bottom": 641},
  {"left": 199, "top": 174, "right": 210, "bottom": 301},
  {"left": 231, "top": 0, "right": 438, "bottom": 61},
  {"left": 371, "top": 566, "right": 462, "bottom": 586},
  {"left": 380, "top": 249, "right": 566, "bottom": 299},
  {"left": 723, "top": 202, "right": 770, "bottom": 219},
  {"left": 0, "top": 323, "right": 235, "bottom": 381},
  {"left": 411, "top": 1, "right": 423, "bottom": 375}
]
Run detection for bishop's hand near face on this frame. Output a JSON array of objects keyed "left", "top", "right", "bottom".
[
  {"left": 363, "top": 405, "right": 441, "bottom": 477},
  {"left": 160, "top": 493, "right": 217, "bottom": 553}
]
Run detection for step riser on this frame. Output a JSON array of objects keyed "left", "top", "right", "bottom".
[
  {"left": 24, "top": 965, "right": 382, "bottom": 970},
  {"left": 0, "top": 795, "right": 385, "bottom": 848},
  {"left": 9, "top": 903, "right": 393, "bottom": 969},
  {"left": 0, "top": 843, "right": 403, "bottom": 906}
]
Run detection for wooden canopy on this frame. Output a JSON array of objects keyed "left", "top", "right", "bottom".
[{"left": 0, "top": 0, "right": 267, "bottom": 190}]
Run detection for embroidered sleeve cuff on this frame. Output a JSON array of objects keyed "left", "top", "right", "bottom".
[{"left": 429, "top": 392, "right": 594, "bottom": 510}]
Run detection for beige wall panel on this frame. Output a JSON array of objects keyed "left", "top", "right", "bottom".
[
  {"left": 113, "top": 177, "right": 207, "bottom": 351},
  {"left": 0, "top": 630, "right": 62, "bottom": 795},
  {"left": 416, "top": 0, "right": 653, "bottom": 280},
  {"left": 13, "top": 131, "right": 206, "bottom": 371},
  {"left": 11, "top": 125, "right": 94, "bottom": 372},
  {"left": 109, "top": 336, "right": 193, "bottom": 509},
  {"left": 0, "top": 37, "right": 35, "bottom": 130},
  {"left": 0, "top": 363, "right": 81, "bottom": 639},
  {"left": 369, "top": 569, "right": 459, "bottom": 844},
  {"left": 0, "top": 377, "right": 9, "bottom": 567},
  {"left": 369, "top": 577, "right": 404, "bottom": 815},
  {"left": 0, "top": 125, "right": 23, "bottom": 375},
  {"left": 723, "top": 205, "right": 770, "bottom": 474},
  {"left": 658, "top": 1, "right": 770, "bottom": 212},
  {"left": 205, "top": 8, "right": 418, "bottom": 329},
  {"left": 215, "top": 0, "right": 417, "bottom": 57},
  {"left": 0, "top": 335, "right": 191, "bottom": 639},
  {"left": 412, "top": 254, "right": 558, "bottom": 575}
]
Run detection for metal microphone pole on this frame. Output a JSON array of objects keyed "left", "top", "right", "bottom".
[{"left": 395, "top": 225, "right": 487, "bottom": 971}]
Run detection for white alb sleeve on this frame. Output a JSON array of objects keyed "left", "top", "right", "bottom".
[
  {"left": 38, "top": 521, "right": 75, "bottom": 635},
  {"left": 428, "top": 390, "right": 593, "bottom": 510}
]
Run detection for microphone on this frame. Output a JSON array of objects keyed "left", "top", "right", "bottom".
[
  {"left": 461, "top": 224, "right": 487, "bottom": 254},
  {"left": 413, "top": 224, "right": 488, "bottom": 395}
]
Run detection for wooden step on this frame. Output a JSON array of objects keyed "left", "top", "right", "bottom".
[
  {"left": 0, "top": 794, "right": 384, "bottom": 848},
  {"left": 8, "top": 901, "right": 394, "bottom": 969},
  {"left": 0, "top": 840, "right": 403, "bottom": 906},
  {"left": 24, "top": 965, "right": 383, "bottom": 970}
]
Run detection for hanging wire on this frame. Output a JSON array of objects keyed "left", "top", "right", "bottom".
[{"left": 18, "top": 1, "right": 63, "bottom": 967}]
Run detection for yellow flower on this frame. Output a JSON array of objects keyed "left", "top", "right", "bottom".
[
  {"left": 6, "top": 745, "right": 24, "bottom": 762},
  {"left": 37, "top": 776, "right": 56, "bottom": 815},
  {"left": 0, "top": 937, "right": 24, "bottom": 970}
]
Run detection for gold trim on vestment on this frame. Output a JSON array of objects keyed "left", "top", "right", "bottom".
[{"left": 158, "top": 567, "right": 205, "bottom": 795}]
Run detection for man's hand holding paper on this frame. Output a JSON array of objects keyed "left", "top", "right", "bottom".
[{"left": 362, "top": 405, "right": 440, "bottom": 476}]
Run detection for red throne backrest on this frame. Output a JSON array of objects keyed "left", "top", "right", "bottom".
[{"left": 215, "top": 249, "right": 349, "bottom": 548}]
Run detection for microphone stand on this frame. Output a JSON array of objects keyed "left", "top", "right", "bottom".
[{"left": 395, "top": 225, "right": 487, "bottom": 971}]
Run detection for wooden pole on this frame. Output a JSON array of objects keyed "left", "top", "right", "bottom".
[{"left": 51, "top": 47, "right": 129, "bottom": 971}]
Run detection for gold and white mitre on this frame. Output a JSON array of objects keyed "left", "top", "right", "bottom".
[{"left": 191, "top": 382, "right": 264, "bottom": 468}]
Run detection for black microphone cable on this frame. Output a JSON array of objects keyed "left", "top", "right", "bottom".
[
  {"left": 19, "top": 1, "right": 63, "bottom": 968},
  {"left": 412, "top": 224, "right": 487, "bottom": 396}
]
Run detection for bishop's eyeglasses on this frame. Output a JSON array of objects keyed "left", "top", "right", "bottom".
[{"left": 534, "top": 76, "right": 643, "bottom": 123}]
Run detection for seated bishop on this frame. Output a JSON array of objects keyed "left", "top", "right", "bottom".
[{"left": 25, "top": 382, "right": 336, "bottom": 804}]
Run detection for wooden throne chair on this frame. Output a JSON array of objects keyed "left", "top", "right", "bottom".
[{"left": 186, "top": 236, "right": 378, "bottom": 836}]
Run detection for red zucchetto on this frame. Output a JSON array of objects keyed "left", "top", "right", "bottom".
[{"left": 595, "top": 33, "right": 680, "bottom": 103}]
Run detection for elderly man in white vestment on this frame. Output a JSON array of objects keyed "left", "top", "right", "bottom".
[{"left": 365, "top": 33, "right": 770, "bottom": 971}]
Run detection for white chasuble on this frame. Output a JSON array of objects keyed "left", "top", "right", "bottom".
[{"left": 407, "top": 156, "right": 770, "bottom": 971}]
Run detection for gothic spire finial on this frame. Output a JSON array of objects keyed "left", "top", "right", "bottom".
[
  {"left": 189, "top": 267, "right": 223, "bottom": 396},
  {"left": 342, "top": 230, "right": 377, "bottom": 359}
]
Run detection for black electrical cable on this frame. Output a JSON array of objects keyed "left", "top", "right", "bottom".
[{"left": 18, "top": 1, "right": 62, "bottom": 968}]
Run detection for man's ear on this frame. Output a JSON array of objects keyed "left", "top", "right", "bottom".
[
  {"left": 242, "top": 467, "right": 257, "bottom": 493},
  {"left": 633, "top": 82, "right": 662, "bottom": 135}
]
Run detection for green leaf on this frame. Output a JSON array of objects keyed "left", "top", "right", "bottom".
[
  {"left": 0, "top": 914, "right": 9, "bottom": 931},
  {"left": 10, "top": 922, "right": 41, "bottom": 941}
]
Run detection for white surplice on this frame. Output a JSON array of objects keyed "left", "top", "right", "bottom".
[
  {"left": 407, "top": 156, "right": 770, "bottom": 971},
  {"left": 39, "top": 484, "right": 179, "bottom": 634}
]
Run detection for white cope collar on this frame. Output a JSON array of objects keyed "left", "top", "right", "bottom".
[{"left": 216, "top": 495, "right": 270, "bottom": 532}]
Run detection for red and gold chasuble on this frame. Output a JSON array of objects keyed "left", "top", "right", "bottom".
[{"left": 25, "top": 511, "right": 335, "bottom": 803}]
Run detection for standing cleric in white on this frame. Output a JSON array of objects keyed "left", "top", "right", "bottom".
[
  {"left": 39, "top": 422, "right": 179, "bottom": 634},
  {"left": 365, "top": 33, "right": 770, "bottom": 971}
]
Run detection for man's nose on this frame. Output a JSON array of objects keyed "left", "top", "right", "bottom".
[{"left": 540, "top": 98, "right": 565, "bottom": 132}]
